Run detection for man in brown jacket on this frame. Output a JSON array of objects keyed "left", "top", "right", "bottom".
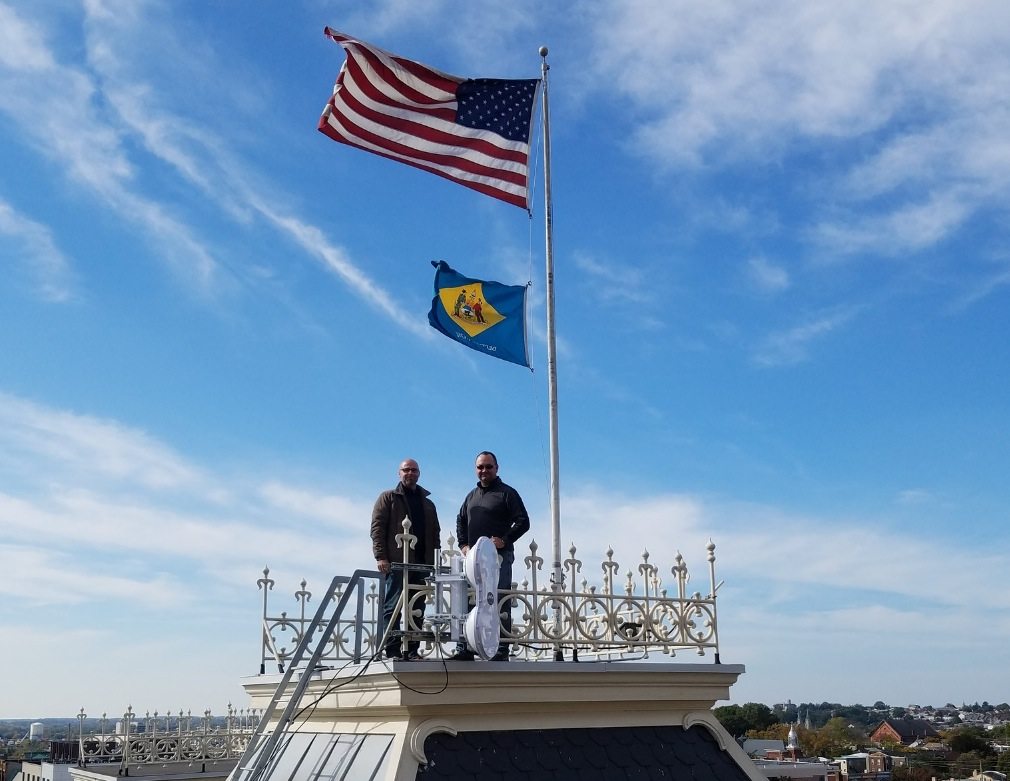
[{"left": 371, "top": 458, "right": 440, "bottom": 660}]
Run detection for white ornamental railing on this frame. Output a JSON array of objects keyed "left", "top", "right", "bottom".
[
  {"left": 73, "top": 705, "right": 260, "bottom": 766},
  {"left": 258, "top": 535, "right": 722, "bottom": 668}
]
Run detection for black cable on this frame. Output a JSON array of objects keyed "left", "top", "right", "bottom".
[
  {"left": 292, "top": 633, "right": 453, "bottom": 718},
  {"left": 385, "top": 642, "right": 451, "bottom": 696},
  {"left": 291, "top": 653, "right": 374, "bottom": 724}
]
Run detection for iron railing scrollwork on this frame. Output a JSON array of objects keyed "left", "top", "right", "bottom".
[
  {"left": 259, "top": 533, "right": 722, "bottom": 666},
  {"left": 74, "top": 705, "right": 261, "bottom": 767}
]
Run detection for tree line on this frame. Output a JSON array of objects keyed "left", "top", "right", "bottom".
[{"left": 713, "top": 702, "right": 1010, "bottom": 775}]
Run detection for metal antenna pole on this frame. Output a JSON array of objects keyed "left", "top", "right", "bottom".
[{"left": 539, "top": 46, "right": 564, "bottom": 661}]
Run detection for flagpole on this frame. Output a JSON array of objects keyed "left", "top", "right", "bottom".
[{"left": 539, "top": 46, "right": 564, "bottom": 661}]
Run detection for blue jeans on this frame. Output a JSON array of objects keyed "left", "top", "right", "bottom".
[
  {"left": 497, "top": 549, "right": 515, "bottom": 642},
  {"left": 381, "top": 570, "right": 424, "bottom": 656}
]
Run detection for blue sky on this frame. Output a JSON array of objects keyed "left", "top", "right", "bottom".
[{"left": 2, "top": 0, "right": 1009, "bottom": 717}]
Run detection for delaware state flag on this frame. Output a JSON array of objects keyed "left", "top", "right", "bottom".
[{"left": 427, "top": 261, "right": 530, "bottom": 368}]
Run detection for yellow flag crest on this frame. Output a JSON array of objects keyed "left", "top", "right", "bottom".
[{"left": 437, "top": 283, "right": 506, "bottom": 338}]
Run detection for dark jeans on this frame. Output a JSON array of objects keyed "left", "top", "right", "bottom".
[
  {"left": 458, "top": 549, "right": 514, "bottom": 655},
  {"left": 497, "top": 550, "right": 515, "bottom": 642},
  {"left": 381, "top": 570, "right": 424, "bottom": 657}
]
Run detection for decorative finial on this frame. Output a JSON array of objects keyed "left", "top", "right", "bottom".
[{"left": 539, "top": 46, "right": 548, "bottom": 58}]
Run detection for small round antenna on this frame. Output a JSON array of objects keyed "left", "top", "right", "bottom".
[
  {"left": 463, "top": 536, "right": 501, "bottom": 660},
  {"left": 539, "top": 46, "right": 549, "bottom": 58}
]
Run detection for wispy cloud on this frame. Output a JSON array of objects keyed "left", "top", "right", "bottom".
[
  {"left": 0, "top": 2, "right": 431, "bottom": 333},
  {"left": 745, "top": 256, "right": 790, "bottom": 295},
  {"left": 572, "top": 251, "right": 653, "bottom": 306},
  {"left": 0, "top": 392, "right": 203, "bottom": 492},
  {"left": 0, "top": 544, "right": 184, "bottom": 607},
  {"left": 0, "top": 392, "right": 374, "bottom": 605},
  {"left": 585, "top": 1, "right": 1010, "bottom": 257},
  {"left": 587, "top": 3, "right": 926, "bottom": 164},
  {"left": 0, "top": 198, "right": 76, "bottom": 301},
  {"left": 2, "top": 390, "right": 1007, "bottom": 708},
  {"left": 895, "top": 488, "right": 936, "bottom": 506},
  {"left": 339, "top": 0, "right": 542, "bottom": 72},
  {"left": 74, "top": 0, "right": 429, "bottom": 337},
  {"left": 0, "top": 2, "right": 219, "bottom": 292},
  {"left": 811, "top": 189, "right": 973, "bottom": 256},
  {"left": 251, "top": 204, "right": 431, "bottom": 337},
  {"left": 17, "top": 388, "right": 1001, "bottom": 621},
  {"left": 258, "top": 481, "right": 371, "bottom": 530},
  {"left": 560, "top": 488, "right": 1010, "bottom": 613},
  {"left": 752, "top": 307, "right": 858, "bottom": 366},
  {"left": 946, "top": 259, "right": 1010, "bottom": 311}
]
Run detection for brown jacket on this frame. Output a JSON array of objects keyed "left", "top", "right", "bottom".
[{"left": 371, "top": 483, "right": 440, "bottom": 566}]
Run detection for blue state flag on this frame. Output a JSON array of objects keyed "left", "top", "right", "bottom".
[{"left": 428, "top": 261, "right": 530, "bottom": 368}]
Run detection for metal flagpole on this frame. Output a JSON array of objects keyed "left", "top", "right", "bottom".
[{"left": 539, "top": 46, "right": 564, "bottom": 660}]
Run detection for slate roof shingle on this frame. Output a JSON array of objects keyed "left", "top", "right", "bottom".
[{"left": 417, "top": 724, "right": 754, "bottom": 781}]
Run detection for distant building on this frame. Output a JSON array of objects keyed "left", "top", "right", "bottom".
[
  {"left": 835, "top": 750, "right": 904, "bottom": 781},
  {"left": 760, "top": 723, "right": 804, "bottom": 763},
  {"left": 46, "top": 744, "right": 78, "bottom": 765},
  {"left": 15, "top": 760, "right": 72, "bottom": 781},
  {"left": 869, "top": 718, "right": 940, "bottom": 746},
  {"left": 743, "top": 723, "right": 841, "bottom": 781},
  {"left": 743, "top": 739, "right": 787, "bottom": 758},
  {"left": 69, "top": 761, "right": 235, "bottom": 781},
  {"left": 751, "top": 758, "right": 839, "bottom": 781}
]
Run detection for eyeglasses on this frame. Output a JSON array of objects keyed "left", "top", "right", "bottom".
[
  {"left": 400, "top": 467, "right": 419, "bottom": 473},
  {"left": 476, "top": 464, "right": 496, "bottom": 471}
]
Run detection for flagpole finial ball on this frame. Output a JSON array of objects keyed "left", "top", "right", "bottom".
[{"left": 539, "top": 46, "right": 548, "bottom": 58}]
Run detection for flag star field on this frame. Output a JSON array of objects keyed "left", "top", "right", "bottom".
[{"left": 456, "top": 79, "right": 539, "bottom": 141}]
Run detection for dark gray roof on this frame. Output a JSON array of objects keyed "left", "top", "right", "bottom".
[
  {"left": 875, "top": 719, "right": 940, "bottom": 740},
  {"left": 417, "top": 724, "right": 753, "bottom": 780}
]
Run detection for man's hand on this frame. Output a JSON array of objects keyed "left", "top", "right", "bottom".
[
  {"left": 460, "top": 545, "right": 470, "bottom": 555},
  {"left": 377, "top": 559, "right": 390, "bottom": 574},
  {"left": 491, "top": 536, "right": 505, "bottom": 549}
]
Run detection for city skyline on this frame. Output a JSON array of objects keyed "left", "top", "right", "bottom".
[
  {"left": 2, "top": 1, "right": 1009, "bottom": 715},
  {"left": 3, "top": 699, "right": 1008, "bottom": 728}
]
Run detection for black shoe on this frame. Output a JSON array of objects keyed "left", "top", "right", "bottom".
[
  {"left": 489, "top": 650, "right": 510, "bottom": 662},
  {"left": 383, "top": 649, "right": 403, "bottom": 660},
  {"left": 448, "top": 649, "right": 475, "bottom": 661},
  {"left": 404, "top": 650, "right": 423, "bottom": 661}
]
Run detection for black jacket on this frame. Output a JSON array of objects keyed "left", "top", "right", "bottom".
[{"left": 456, "top": 477, "right": 529, "bottom": 550}]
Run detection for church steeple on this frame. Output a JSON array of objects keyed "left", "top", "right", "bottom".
[{"left": 785, "top": 719, "right": 800, "bottom": 760}]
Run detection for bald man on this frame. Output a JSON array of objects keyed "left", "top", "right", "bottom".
[{"left": 371, "top": 458, "right": 440, "bottom": 660}]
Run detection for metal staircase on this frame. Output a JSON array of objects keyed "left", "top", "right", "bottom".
[{"left": 229, "top": 569, "right": 382, "bottom": 781}]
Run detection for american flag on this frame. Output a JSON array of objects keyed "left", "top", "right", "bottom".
[{"left": 319, "top": 28, "right": 540, "bottom": 210}]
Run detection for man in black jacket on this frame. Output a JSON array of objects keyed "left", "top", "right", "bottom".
[
  {"left": 371, "top": 458, "right": 440, "bottom": 660},
  {"left": 451, "top": 450, "right": 530, "bottom": 661}
]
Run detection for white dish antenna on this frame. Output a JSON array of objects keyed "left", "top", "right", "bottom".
[{"left": 463, "top": 536, "right": 500, "bottom": 660}]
